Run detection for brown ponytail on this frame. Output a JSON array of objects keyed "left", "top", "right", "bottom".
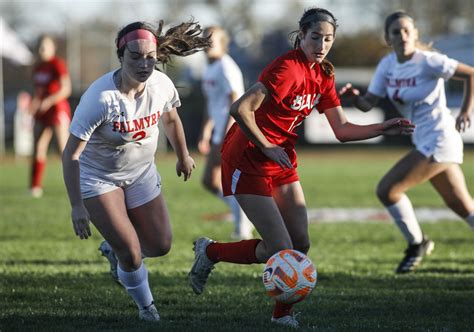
[{"left": 116, "top": 19, "right": 211, "bottom": 66}]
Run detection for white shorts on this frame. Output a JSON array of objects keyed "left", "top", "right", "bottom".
[
  {"left": 414, "top": 127, "right": 463, "bottom": 164},
  {"left": 80, "top": 163, "right": 162, "bottom": 209}
]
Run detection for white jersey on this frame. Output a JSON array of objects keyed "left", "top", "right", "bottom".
[
  {"left": 368, "top": 49, "right": 463, "bottom": 163},
  {"left": 70, "top": 70, "right": 180, "bottom": 186},
  {"left": 202, "top": 54, "right": 244, "bottom": 144}
]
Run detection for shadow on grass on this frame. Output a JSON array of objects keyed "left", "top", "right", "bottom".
[{"left": 1, "top": 269, "right": 473, "bottom": 331}]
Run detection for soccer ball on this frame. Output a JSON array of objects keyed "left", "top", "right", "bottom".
[{"left": 262, "top": 249, "right": 317, "bottom": 304}]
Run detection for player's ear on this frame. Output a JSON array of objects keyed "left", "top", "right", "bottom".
[{"left": 298, "top": 30, "right": 304, "bottom": 41}]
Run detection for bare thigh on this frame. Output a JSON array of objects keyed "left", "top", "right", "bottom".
[
  {"left": 272, "top": 181, "right": 310, "bottom": 254},
  {"left": 377, "top": 149, "right": 450, "bottom": 205},
  {"left": 235, "top": 194, "right": 292, "bottom": 262},
  {"left": 430, "top": 164, "right": 474, "bottom": 218},
  {"left": 84, "top": 189, "right": 142, "bottom": 271},
  {"left": 33, "top": 123, "right": 53, "bottom": 160},
  {"left": 202, "top": 143, "right": 222, "bottom": 194},
  {"left": 127, "top": 193, "right": 172, "bottom": 258},
  {"left": 53, "top": 121, "right": 70, "bottom": 153}
]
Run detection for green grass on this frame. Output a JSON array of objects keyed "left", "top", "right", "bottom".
[{"left": 1, "top": 147, "right": 473, "bottom": 331}]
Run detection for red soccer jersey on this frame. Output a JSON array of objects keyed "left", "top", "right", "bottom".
[
  {"left": 222, "top": 48, "right": 340, "bottom": 175},
  {"left": 33, "top": 56, "right": 70, "bottom": 114}
]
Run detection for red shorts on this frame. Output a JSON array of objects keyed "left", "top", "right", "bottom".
[
  {"left": 35, "top": 105, "right": 71, "bottom": 126},
  {"left": 221, "top": 159, "right": 299, "bottom": 197}
]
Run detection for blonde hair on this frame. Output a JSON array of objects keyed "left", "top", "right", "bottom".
[
  {"left": 203, "top": 26, "right": 230, "bottom": 53},
  {"left": 384, "top": 10, "right": 433, "bottom": 51}
]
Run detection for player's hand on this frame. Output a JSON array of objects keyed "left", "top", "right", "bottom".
[
  {"left": 197, "top": 139, "right": 210, "bottom": 155},
  {"left": 71, "top": 205, "right": 92, "bottom": 240},
  {"left": 176, "top": 155, "right": 196, "bottom": 181},
  {"left": 28, "top": 98, "right": 41, "bottom": 115},
  {"left": 455, "top": 113, "right": 471, "bottom": 133},
  {"left": 338, "top": 83, "right": 360, "bottom": 103},
  {"left": 38, "top": 98, "right": 54, "bottom": 113},
  {"left": 381, "top": 118, "right": 415, "bottom": 136},
  {"left": 261, "top": 144, "right": 293, "bottom": 170}
]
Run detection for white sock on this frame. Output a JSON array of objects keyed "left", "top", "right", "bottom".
[
  {"left": 466, "top": 212, "right": 474, "bottom": 230},
  {"left": 118, "top": 262, "right": 154, "bottom": 309},
  {"left": 386, "top": 194, "right": 423, "bottom": 244},
  {"left": 239, "top": 208, "right": 254, "bottom": 238}
]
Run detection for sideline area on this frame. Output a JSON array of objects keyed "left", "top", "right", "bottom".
[{"left": 307, "top": 207, "right": 460, "bottom": 223}]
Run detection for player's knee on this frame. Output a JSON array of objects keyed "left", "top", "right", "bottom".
[
  {"left": 201, "top": 177, "right": 218, "bottom": 193},
  {"left": 376, "top": 182, "right": 400, "bottom": 205},
  {"left": 117, "top": 249, "right": 143, "bottom": 270},
  {"left": 145, "top": 238, "right": 172, "bottom": 257},
  {"left": 294, "top": 241, "right": 310, "bottom": 255},
  {"left": 262, "top": 241, "right": 293, "bottom": 261}
]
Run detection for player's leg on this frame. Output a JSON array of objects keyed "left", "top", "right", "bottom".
[
  {"left": 270, "top": 180, "right": 309, "bottom": 328},
  {"left": 202, "top": 143, "right": 253, "bottom": 239},
  {"left": 377, "top": 149, "right": 446, "bottom": 272},
  {"left": 189, "top": 194, "right": 289, "bottom": 294},
  {"left": 30, "top": 122, "right": 53, "bottom": 197},
  {"left": 127, "top": 193, "right": 172, "bottom": 258},
  {"left": 189, "top": 163, "right": 292, "bottom": 295},
  {"left": 85, "top": 189, "right": 159, "bottom": 321},
  {"left": 429, "top": 164, "right": 474, "bottom": 229},
  {"left": 52, "top": 117, "right": 70, "bottom": 153},
  {"left": 201, "top": 143, "right": 222, "bottom": 195}
]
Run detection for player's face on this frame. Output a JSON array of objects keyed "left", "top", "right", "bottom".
[
  {"left": 205, "top": 30, "right": 225, "bottom": 59},
  {"left": 386, "top": 18, "right": 418, "bottom": 58},
  {"left": 38, "top": 37, "right": 56, "bottom": 61},
  {"left": 121, "top": 40, "right": 157, "bottom": 83},
  {"left": 299, "top": 21, "right": 335, "bottom": 64}
]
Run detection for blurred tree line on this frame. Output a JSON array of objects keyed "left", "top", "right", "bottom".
[{"left": 1, "top": 0, "right": 472, "bottom": 147}]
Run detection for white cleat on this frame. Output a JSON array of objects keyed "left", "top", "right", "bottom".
[
  {"left": 139, "top": 302, "right": 160, "bottom": 322},
  {"left": 98, "top": 240, "right": 122, "bottom": 285},
  {"left": 30, "top": 187, "right": 43, "bottom": 198},
  {"left": 271, "top": 314, "right": 300, "bottom": 329},
  {"left": 188, "top": 237, "right": 216, "bottom": 295}
]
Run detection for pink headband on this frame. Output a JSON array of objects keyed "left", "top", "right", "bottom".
[{"left": 118, "top": 29, "right": 158, "bottom": 49}]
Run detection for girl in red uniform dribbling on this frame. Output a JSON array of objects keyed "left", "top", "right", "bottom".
[{"left": 189, "top": 7, "right": 415, "bottom": 328}]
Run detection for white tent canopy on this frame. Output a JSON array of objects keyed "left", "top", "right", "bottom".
[{"left": 0, "top": 16, "right": 34, "bottom": 155}]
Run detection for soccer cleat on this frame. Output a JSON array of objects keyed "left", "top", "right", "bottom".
[
  {"left": 188, "top": 237, "right": 216, "bottom": 295},
  {"left": 271, "top": 314, "right": 300, "bottom": 329},
  {"left": 395, "top": 237, "right": 435, "bottom": 274},
  {"left": 98, "top": 240, "right": 122, "bottom": 285},
  {"left": 30, "top": 187, "right": 43, "bottom": 198},
  {"left": 139, "top": 302, "right": 160, "bottom": 322}
]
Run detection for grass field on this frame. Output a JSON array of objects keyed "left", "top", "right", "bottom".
[{"left": 1, "top": 147, "right": 473, "bottom": 331}]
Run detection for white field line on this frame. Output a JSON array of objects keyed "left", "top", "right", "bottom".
[{"left": 307, "top": 207, "right": 460, "bottom": 223}]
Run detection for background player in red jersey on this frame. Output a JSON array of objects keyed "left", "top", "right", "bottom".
[
  {"left": 189, "top": 7, "right": 415, "bottom": 328},
  {"left": 29, "top": 34, "right": 72, "bottom": 197}
]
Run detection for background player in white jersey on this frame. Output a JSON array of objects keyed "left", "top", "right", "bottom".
[
  {"left": 340, "top": 10, "right": 474, "bottom": 273},
  {"left": 198, "top": 26, "right": 254, "bottom": 240},
  {"left": 62, "top": 20, "right": 210, "bottom": 321}
]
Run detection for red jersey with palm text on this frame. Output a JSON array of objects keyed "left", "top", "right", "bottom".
[{"left": 222, "top": 48, "right": 340, "bottom": 175}]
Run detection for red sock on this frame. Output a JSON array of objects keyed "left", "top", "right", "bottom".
[
  {"left": 206, "top": 239, "right": 261, "bottom": 264},
  {"left": 31, "top": 160, "right": 46, "bottom": 188},
  {"left": 273, "top": 301, "right": 293, "bottom": 318}
]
